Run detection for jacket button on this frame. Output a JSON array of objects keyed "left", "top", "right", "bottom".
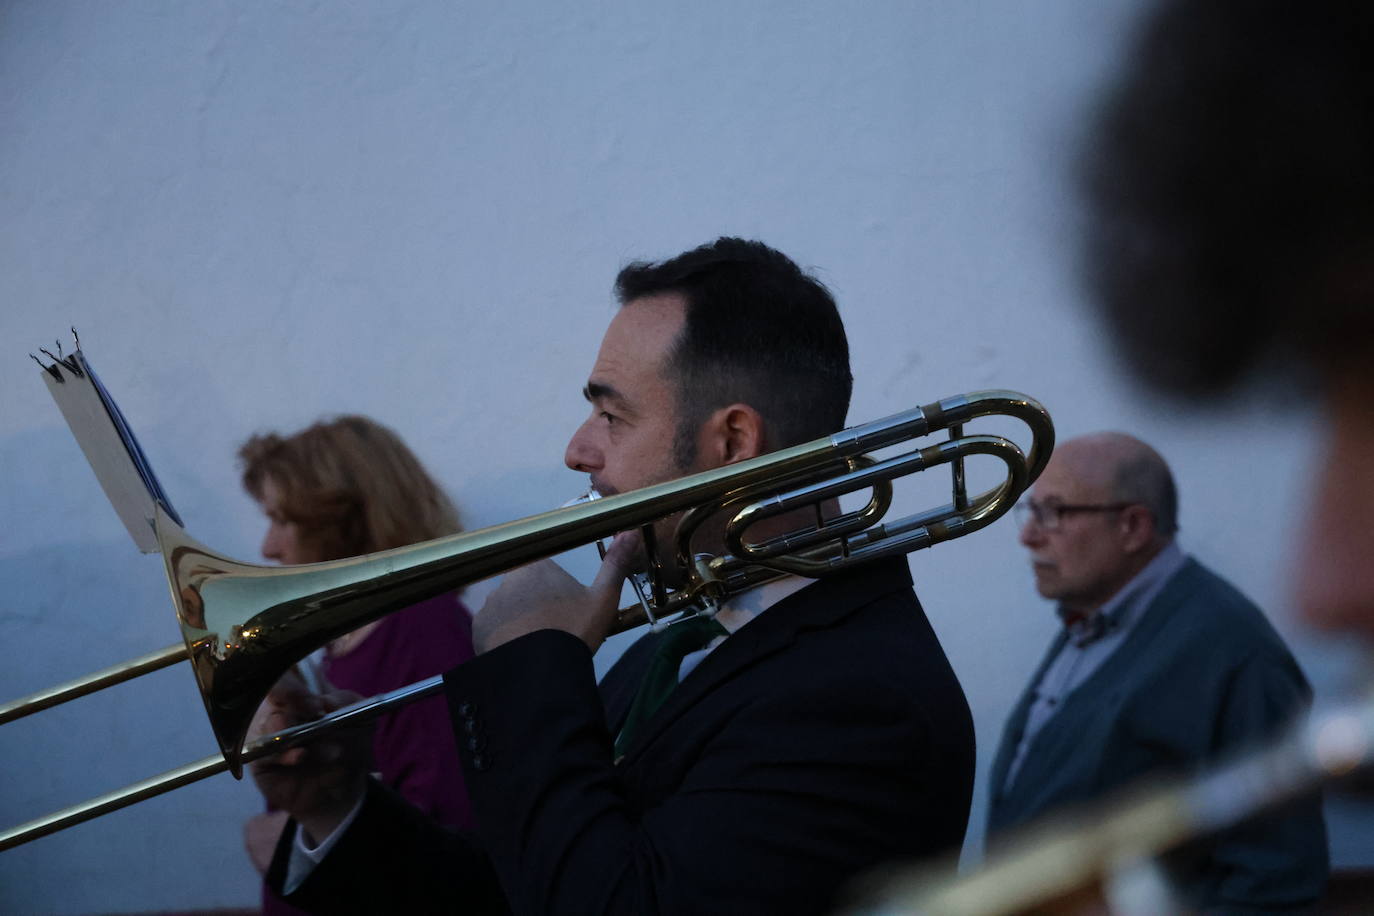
[
  {"left": 471, "top": 754, "right": 490, "bottom": 772},
  {"left": 456, "top": 700, "right": 475, "bottom": 718}
]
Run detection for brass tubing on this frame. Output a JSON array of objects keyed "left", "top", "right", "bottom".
[
  {"left": 0, "top": 643, "right": 186, "bottom": 725},
  {"left": 0, "top": 755, "right": 232, "bottom": 853},
  {"left": 0, "top": 675, "right": 446, "bottom": 851}
]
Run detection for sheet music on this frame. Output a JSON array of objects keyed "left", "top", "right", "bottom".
[{"left": 35, "top": 334, "right": 183, "bottom": 553}]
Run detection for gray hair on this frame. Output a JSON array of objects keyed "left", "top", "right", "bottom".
[{"left": 1109, "top": 444, "right": 1179, "bottom": 538}]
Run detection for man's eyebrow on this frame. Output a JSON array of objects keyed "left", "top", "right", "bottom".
[{"left": 583, "top": 381, "right": 625, "bottom": 404}]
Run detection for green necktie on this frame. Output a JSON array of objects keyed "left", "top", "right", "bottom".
[{"left": 615, "top": 614, "right": 729, "bottom": 758}]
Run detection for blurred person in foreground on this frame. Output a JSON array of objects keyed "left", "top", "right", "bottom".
[
  {"left": 853, "top": 5, "right": 1374, "bottom": 914},
  {"left": 1080, "top": 0, "right": 1374, "bottom": 645},
  {"left": 1073, "top": 0, "right": 1374, "bottom": 905},
  {"left": 989, "top": 432, "right": 1326, "bottom": 911},
  {"left": 238, "top": 415, "right": 475, "bottom": 914}
]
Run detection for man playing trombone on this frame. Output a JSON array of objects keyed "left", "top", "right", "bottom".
[{"left": 255, "top": 237, "right": 978, "bottom": 914}]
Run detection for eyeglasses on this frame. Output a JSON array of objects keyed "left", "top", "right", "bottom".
[{"left": 1013, "top": 499, "right": 1136, "bottom": 531}]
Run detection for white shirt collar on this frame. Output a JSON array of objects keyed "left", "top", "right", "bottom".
[
  {"left": 712, "top": 573, "right": 814, "bottom": 635},
  {"left": 677, "top": 573, "right": 813, "bottom": 681}
]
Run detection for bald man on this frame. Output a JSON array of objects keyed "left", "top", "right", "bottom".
[{"left": 987, "top": 433, "right": 1327, "bottom": 912}]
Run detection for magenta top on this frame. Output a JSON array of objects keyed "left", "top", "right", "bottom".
[{"left": 321, "top": 591, "right": 476, "bottom": 826}]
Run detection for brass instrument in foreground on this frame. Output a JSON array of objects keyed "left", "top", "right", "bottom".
[
  {"left": 842, "top": 690, "right": 1374, "bottom": 916},
  {"left": 0, "top": 390, "right": 1053, "bottom": 851}
]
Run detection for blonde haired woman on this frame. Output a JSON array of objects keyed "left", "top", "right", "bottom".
[{"left": 238, "top": 416, "right": 474, "bottom": 913}]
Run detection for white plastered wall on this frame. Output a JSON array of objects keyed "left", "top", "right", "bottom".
[{"left": 2, "top": 2, "right": 1368, "bottom": 912}]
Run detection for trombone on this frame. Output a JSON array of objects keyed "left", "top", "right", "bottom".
[{"left": 0, "top": 389, "right": 1053, "bottom": 851}]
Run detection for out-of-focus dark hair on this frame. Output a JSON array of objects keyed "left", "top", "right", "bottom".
[
  {"left": 1081, "top": 0, "right": 1374, "bottom": 395},
  {"left": 614, "top": 237, "right": 852, "bottom": 463},
  {"left": 239, "top": 415, "right": 460, "bottom": 562}
]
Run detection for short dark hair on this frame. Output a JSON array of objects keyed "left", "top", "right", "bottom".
[
  {"left": 1080, "top": 0, "right": 1374, "bottom": 396},
  {"left": 614, "top": 237, "right": 852, "bottom": 462}
]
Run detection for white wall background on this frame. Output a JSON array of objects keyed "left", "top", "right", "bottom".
[{"left": 2, "top": 2, "right": 1369, "bottom": 912}]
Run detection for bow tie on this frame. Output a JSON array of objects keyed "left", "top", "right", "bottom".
[{"left": 1059, "top": 608, "right": 1112, "bottom": 648}]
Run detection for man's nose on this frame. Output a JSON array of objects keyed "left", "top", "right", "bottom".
[
  {"left": 564, "top": 417, "right": 601, "bottom": 473},
  {"left": 1018, "top": 517, "right": 1044, "bottom": 548}
]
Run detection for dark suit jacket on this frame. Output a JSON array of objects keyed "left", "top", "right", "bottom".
[
  {"left": 987, "top": 558, "right": 1328, "bottom": 911},
  {"left": 271, "top": 557, "right": 975, "bottom": 915}
]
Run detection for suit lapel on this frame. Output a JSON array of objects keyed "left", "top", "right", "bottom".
[{"left": 613, "top": 558, "right": 915, "bottom": 764}]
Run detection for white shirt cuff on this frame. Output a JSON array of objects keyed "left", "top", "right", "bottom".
[{"left": 282, "top": 787, "right": 368, "bottom": 894}]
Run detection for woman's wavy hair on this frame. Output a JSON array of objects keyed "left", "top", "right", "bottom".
[{"left": 239, "top": 415, "right": 460, "bottom": 562}]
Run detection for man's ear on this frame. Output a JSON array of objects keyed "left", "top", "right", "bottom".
[
  {"left": 1119, "top": 504, "right": 1156, "bottom": 553},
  {"left": 699, "top": 403, "right": 767, "bottom": 466}
]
